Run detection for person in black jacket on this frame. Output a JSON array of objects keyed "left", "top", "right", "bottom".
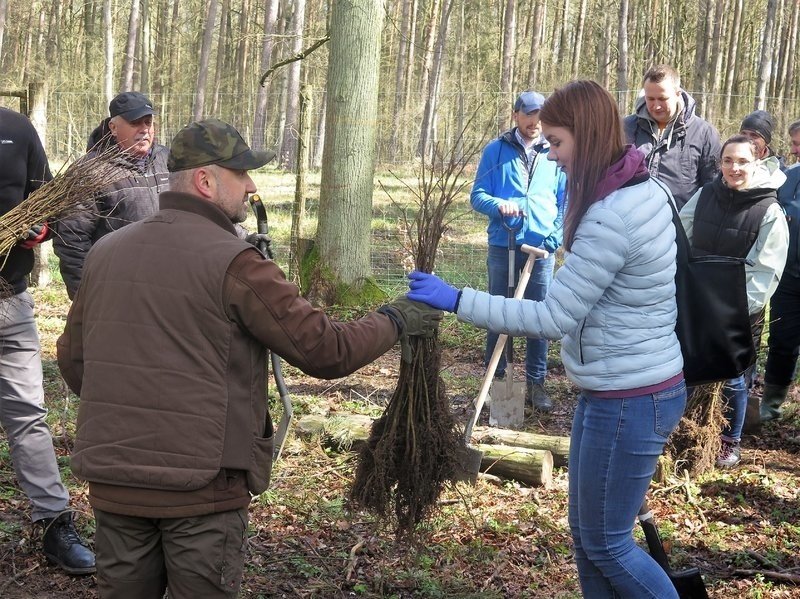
[
  {"left": 53, "top": 91, "right": 169, "bottom": 299},
  {"left": 623, "top": 64, "right": 721, "bottom": 209},
  {"left": 0, "top": 107, "right": 95, "bottom": 574}
]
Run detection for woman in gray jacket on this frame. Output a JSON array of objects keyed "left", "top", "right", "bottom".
[{"left": 408, "top": 80, "right": 686, "bottom": 598}]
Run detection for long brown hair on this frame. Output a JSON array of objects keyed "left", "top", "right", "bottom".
[{"left": 539, "top": 80, "right": 626, "bottom": 250}]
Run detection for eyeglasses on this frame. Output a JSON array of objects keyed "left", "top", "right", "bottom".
[{"left": 721, "top": 158, "right": 753, "bottom": 168}]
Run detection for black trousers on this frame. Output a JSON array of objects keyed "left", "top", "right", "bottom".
[{"left": 765, "top": 273, "right": 800, "bottom": 386}]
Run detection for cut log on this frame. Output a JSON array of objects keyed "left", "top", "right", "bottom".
[
  {"left": 472, "top": 426, "right": 570, "bottom": 467},
  {"left": 296, "top": 414, "right": 373, "bottom": 450},
  {"left": 475, "top": 443, "right": 554, "bottom": 488}
]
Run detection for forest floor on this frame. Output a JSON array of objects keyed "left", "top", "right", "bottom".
[{"left": 1, "top": 284, "right": 799, "bottom": 598}]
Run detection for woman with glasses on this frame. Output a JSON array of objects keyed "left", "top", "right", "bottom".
[{"left": 679, "top": 134, "right": 789, "bottom": 467}]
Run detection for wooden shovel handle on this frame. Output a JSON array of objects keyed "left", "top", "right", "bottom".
[{"left": 464, "top": 245, "right": 550, "bottom": 442}]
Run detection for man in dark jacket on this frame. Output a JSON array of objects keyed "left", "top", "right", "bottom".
[
  {"left": 0, "top": 107, "right": 95, "bottom": 575},
  {"left": 761, "top": 120, "right": 800, "bottom": 424},
  {"left": 57, "top": 119, "right": 441, "bottom": 598},
  {"left": 623, "top": 64, "right": 721, "bottom": 209},
  {"left": 53, "top": 91, "right": 169, "bottom": 299}
]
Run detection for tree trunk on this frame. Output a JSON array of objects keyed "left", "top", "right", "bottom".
[
  {"left": 417, "top": 0, "right": 441, "bottom": 97},
  {"left": 211, "top": 0, "right": 230, "bottom": 114},
  {"left": 472, "top": 426, "right": 570, "bottom": 467},
  {"left": 0, "top": 0, "right": 7, "bottom": 66},
  {"left": 311, "top": 0, "right": 384, "bottom": 303},
  {"left": 167, "top": 0, "right": 181, "bottom": 115},
  {"left": 755, "top": 0, "right": 779, "bottom": 110},
  {"left": 556, "top": 0, "right": 570, "bottom": 76},
  {"left": 705, "top": 0, "right": 727, "bottom": 123},
  {"left": 120, "top": 0, "right": 141, "bottom": 92},
  {"left": 253, "top": 0, "right": 279, "bottom": 151},
  {"left": 784, "top": 0, "right": 800, "bottom": 102},
  {"left": 722, "top": 0, "right": 743, "bottom": 118},
  {"left": 103, "top": 0, "right": 113, "bottom": 105},
  {"left": 498, "top": 0, "right": 516, "bottom": 131},
  {"left": 388, "top": 0, "right": 413, "bottom": 161},
  {"left": 528, "top": 0, "right": 544, "bottom": 87},
  {"left": 280, "top": 0, "right": 307, "bottom": 170},
  {"left": 312, "top": 90, "right": 326, "bottom": 169},
  {"left": 234, "top": 0, "right": 251, "bottom": 117},
  {"left": 140, "top": 0, "right": 150, "bottom": 92},
  {"left": 597, "top": 4, "right": 612, "bottom": 88},
  {"left": 476, "top": 444, "right": 554, "bottom": 487},
  {"left": 289, "top": 84, "right": 311, "bottom": 281},
  {"left": 617, "top": 0, "right": 629, "bottom": 108},
  {"left": 571, "top": 0, "right": 587, "bottom": 78},
  {"left": 418, "top": 0, "right": 453, "bottom": 159},
  {"left": 193, "top": 0, "right": 219, "bottom": 121},
  {"left": 402, "top": 0, "right": 418, "bottom": 113}
]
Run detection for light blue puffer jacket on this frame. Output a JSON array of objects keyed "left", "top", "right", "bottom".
[{"left": 458, "top": 177, "right": 684, "bottom": 391}]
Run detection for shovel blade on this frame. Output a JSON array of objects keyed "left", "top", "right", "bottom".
[
  {"left": 670, "top": 568, "right": 709, "bottom": 599},
  {"left": 489, "top": 380, "right": 526, "bottom": 428}
]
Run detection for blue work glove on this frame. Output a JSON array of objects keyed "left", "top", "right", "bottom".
[{"left": 407, "top": 271, "right": 462, "bottom": 313}]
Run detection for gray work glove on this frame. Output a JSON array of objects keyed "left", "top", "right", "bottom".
[
  {"left": 245, "top": 232, "right": 273, "bottom": 258},
  {"left": 377, "top": 297, "right": 443, "bottom": 362}
]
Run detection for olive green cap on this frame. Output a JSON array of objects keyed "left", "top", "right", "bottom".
[{"left": 167, "top": 118, "right": 276, "bottom": 172}]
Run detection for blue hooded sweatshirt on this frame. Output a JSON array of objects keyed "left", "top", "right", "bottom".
[{"left": 470, "top": 128, "right": 567, "bottom": 251}]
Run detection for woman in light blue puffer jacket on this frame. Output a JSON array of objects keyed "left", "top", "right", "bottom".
[{"left": 408, "top": 80, "right": 687, "bottom": 599}]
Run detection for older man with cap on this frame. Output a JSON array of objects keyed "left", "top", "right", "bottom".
[
  {"left": 470, "top": 90, "right": 567, "bottom": 412},
  {"left": 53, "top": 91, "right": 170, "bottom": 299},
  {"left": 56, "top": 119, "right": 442, "bottom": 598}
]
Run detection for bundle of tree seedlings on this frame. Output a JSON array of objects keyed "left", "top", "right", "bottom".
[
  {"left": 0, "top": 145, "right": 131, "bottom": 261},
  {"left": 350, "top": 122, "right": 485, "bottom": 534},
  {"left": 665, "top": 381, "right": 726, "bottom": 475}
]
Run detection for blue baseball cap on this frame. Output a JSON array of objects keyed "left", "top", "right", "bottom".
[{"left": 514, "top": 91, "right": 545, "bottom": 114}]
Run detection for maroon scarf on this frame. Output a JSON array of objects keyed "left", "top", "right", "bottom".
[{"left": 591, "top": 145, "right": 649, "bottom": 203}]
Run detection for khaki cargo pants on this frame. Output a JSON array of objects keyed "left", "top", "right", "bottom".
[{"left": 94, "top": 507, "right": 248, "bottom": 598}]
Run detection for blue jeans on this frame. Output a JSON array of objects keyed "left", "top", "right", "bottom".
[
  {"left": 569, "top": 381, "right": 686, "bottom": 598},
  {"left": 485, "top": 244, "right": 555, "bottom": 382},
  {"left": 721, "top": 374, "right": 747, "bottom": 442}
]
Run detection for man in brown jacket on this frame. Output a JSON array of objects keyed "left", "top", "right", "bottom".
[{"left": 57, "top": 119, "right": 441, "bottom": 598}]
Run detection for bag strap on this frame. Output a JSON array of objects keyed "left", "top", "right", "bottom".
[{"left": 651, "top": 177, "right": 691, "bottom": 263}]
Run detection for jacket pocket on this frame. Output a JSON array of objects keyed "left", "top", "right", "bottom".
[
  {"left": 245, "top": 433, "right": 275, "bottom": 495},
  {"left": 578, "top": 320, "right": 587, "bottom": 364}
]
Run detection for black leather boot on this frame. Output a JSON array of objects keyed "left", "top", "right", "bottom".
[{"left": 40, "top": 511, "right": 96, "bottom": 575}]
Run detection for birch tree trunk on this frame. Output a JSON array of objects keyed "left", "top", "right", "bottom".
[
  {"left": 280, "top": 0, "right": 307, "bottom": 170},
  {"left": 120, "top": 0, "right": 141, "bottom": 91},
  {"left": 784, "top": 0, "right": 800, "bottom": 102},
  {"left": 418, "top": 0, "right": 453, "bottom": 159},
  {"left": 253, "top": 0, "right": 279, "bottom": 151},
  {"left": 140, "top": 0, "right": 150, "bottom": 92},
  {"left": 754, "top": 0, "right": 779, "bottom": 110},
  {"left": 193, "top": 0, "right": 218, "bottom": 121},
  {"left": 705, "top": 0, "right": 727, "bottom": 123},
  {"left": 0, "top": 0, "right": 10, "bottom": 67},
  {"left": 312, "top": 0, "right": 384, "bottom": 302},
  {"left": 617, "top": 0, "right": 629, "bottom": 108},
  {"left": 103, "top": 0, "right": 113, "bottom": 105}
]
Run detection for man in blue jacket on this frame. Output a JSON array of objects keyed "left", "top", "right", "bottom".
[
  {"left": 470, "top": 91, "right": 567, "bottom": 412},
  {"left": 761, "top": 120, "right": 800, "bottom": 423}
]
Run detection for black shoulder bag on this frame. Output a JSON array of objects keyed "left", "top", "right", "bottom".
[{"left": 668, "top": 197, "right": 755, "bottom": 386}]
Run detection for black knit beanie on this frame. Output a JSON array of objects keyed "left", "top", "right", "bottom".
[{"left": 740, "top": 110, "right": 774, "bottom": 145}]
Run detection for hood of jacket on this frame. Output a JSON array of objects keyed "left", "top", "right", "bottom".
[{"left": 745, "top": 155, "right": 787, "bottom": 191}]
